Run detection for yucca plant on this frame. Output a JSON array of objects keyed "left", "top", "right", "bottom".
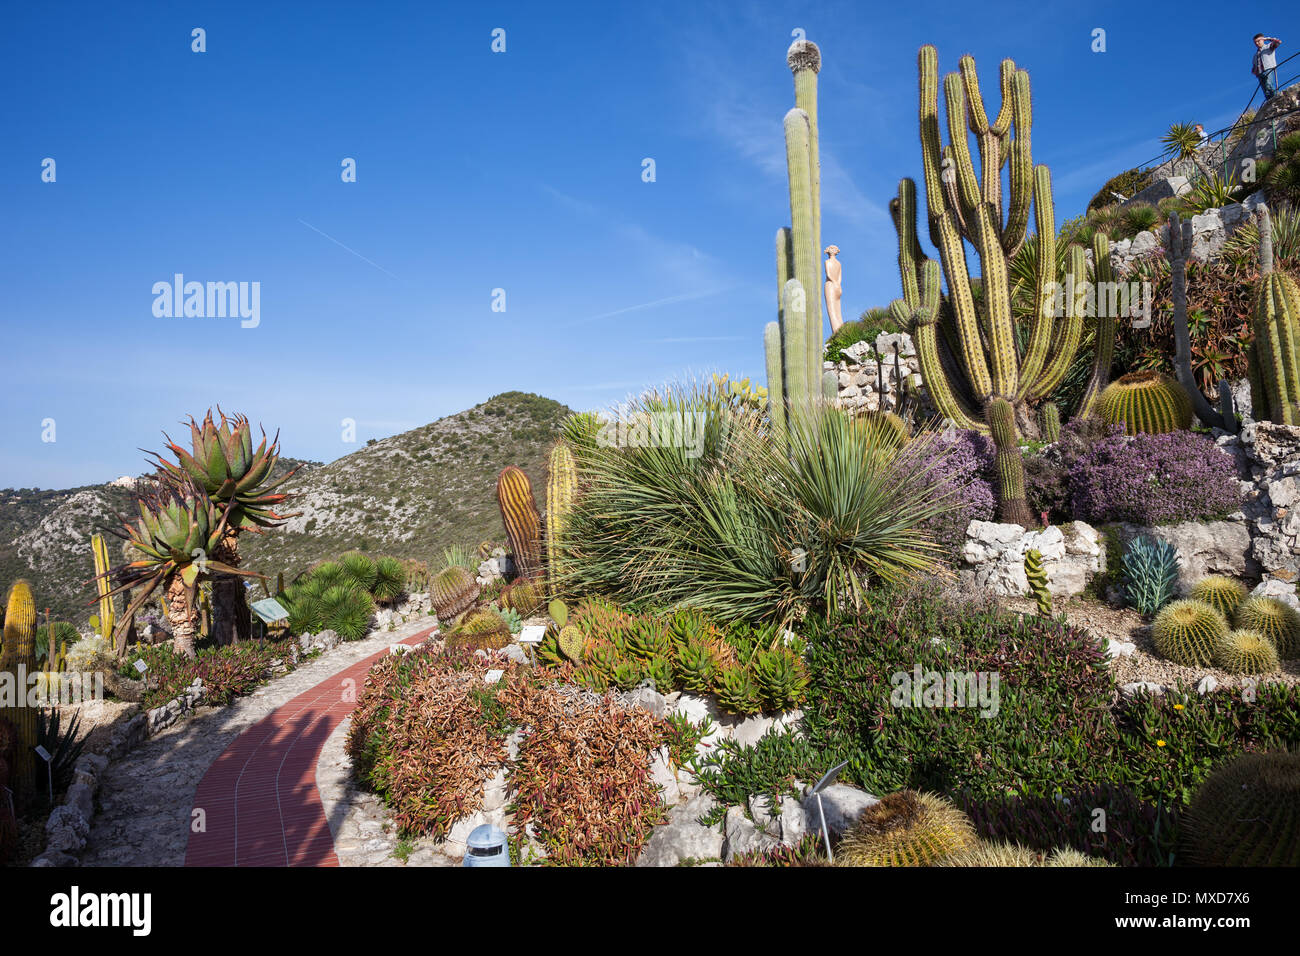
[
  {"left": 1179, "top": 170, "right": 1247, "bottom": 215},
  {"left": 1222, "top": 203, "right": 1300, "bottom": 266},
  {"left": 1122, "top": 203, "right": 1160, "bottom": 237},
  {"left": 1161, "top": 122, "right": 1214, "bottom": 183},
  {"left": 318, "top": 585, "right": 374, "bottom": 641}
]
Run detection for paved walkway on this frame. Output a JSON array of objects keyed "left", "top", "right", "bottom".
[{"left": 81, "top": 619, "right": 435, "bottom": 867}]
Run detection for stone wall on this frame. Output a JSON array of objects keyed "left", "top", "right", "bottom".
[{"left": 827, "top": 331, "right": 929, "bottom": 415}]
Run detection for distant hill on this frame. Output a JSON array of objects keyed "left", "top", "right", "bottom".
[{"left": 0, "top": 391, "right": 573, "bottom": 626}]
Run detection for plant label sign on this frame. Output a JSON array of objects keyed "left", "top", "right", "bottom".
[
  {"left": 251, "top": 598, "right": 289, "bottom": 624},
  {"left": 484, "top": 669, "right": 504, "bottom": 685},
  {"left": 517, "top": 625, "right": 546, "bottom": 644}
]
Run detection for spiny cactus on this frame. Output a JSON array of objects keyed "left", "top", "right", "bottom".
[
  {"left": 496, "top": 466, "right": 543, "bottom": 579},
  {"left": 1097, "top": 371, "right": 1193, "bottom": 435},
  {"left": 431, "top": 565, "right": 479, "bottom": 621},
  {"left": 1214, "top": 628, "right": 1280, "bottom": 674},
  {"left": 1189, "top": 575, "right": 1248, "bottom": 619},
  {"left": 1249, "top": 206, "right": 1300, "bottom": 425},
  {"left": 557, "top": 624, "right": 586, "bottom": 663},
  {"left": 836, "top": 790, "right": 976, "bottom": 867},
  {"left": 545, "top": 441, "right": 577, "bottom": 597},
  {"left": 1153, "top": 599, "right": 1228, "bottom": 666},
  {"left": 1077, "top": 232, "right": 1118, "bottom": 420},
  {"left": 886, "top": 47, "right": 1084, "bottom": 528},
  {"left": 1023, "top": 548, "right": 1052, "bottom": 616},
  {"left": 1, "top": 580, "right": 38, "bottom": 801},
  {"left": 90, "top": 533, "right": 116, "bottom": 647},
  {"left": 501, "top": 577, "right": 545, "bottom": 618},
  {"left": 936, "top": 840, "right": 1045, "bottom": 867},
  {"left": 445, "top": 609, "right": 511, "bottom": 652},
  {"left": 1181, "top": 750, "right": 1300, "bottom": 866},
  {"left": 1040, "top": 403, "right": 1061, "bottom": 443},
  {"left": 1044, "top": 847, "right": 1115, "bottom": 867},
  {"left": 1234, "top": 595, "right": 1300, "bottom": 657}
]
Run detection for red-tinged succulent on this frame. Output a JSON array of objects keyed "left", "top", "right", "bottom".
[{"left": 149, "top": 407, "right": 299, "bottom": 528}]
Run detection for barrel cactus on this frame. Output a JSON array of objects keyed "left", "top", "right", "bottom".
[
  {"left": 937, "top": 841, "right": 1044, "bottom": 867},
  {"left": 1097, "top": 371, "right": 1193, "bottom": 435},
  {"left": 1249, "top": 237, "right": 1300, "bottom": 425},
  {"left": 1152, "top": 599, "right": 1228, "bottom": 667},
  {"left": 836, "top": 790, "right": 976, "bottom": 867},
  {"left": 1213, "top": 629, "right": 1280, "bottom": 674},
  {"left": 445, "top": 609, "right": 511, "bottom": 652},
  {"left": 496, "top": 466, "right": 543, "bottom": 579},
  {"left": 1189, "top": 575, "right": 1248, "bottom": 619},
  {"left": 1044, "top": 847, "right": 1115, "bottom": 867},
  {"left": 854, "top": 410, "right": 910, "bottom": 447},
  {"left": 431, "top": 565, "right": 479, "bottom": 621},
  {"left": 1181, "top": 750, "right": 1300, "bottom": 866},
  {"left": 1234, "top": 595, "right": 1300, "bottom": 657}
]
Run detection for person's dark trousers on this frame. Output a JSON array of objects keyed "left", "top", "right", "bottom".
[{"left": 1258, "top": 67, "right": 1278, "bottom": 100}]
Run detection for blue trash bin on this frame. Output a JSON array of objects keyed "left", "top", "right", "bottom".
[{"left": 463, "top": 824, "right": 510, "bottom": 867}]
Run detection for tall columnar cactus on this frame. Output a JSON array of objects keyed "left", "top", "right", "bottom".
[
  {"left": 1023, "top": 548, "right": 1051, "bottom": 616},
  {"left": 90, "top": 533, "right": 116, "bottom": 646},
  {"left": 545, "top": 442, "right": 577, "bottom": 597},
  {"left": 1039, "top": 403, "right": 1060, "bottom": 443},
  {"left": 496, "top": 466, "right": 542, "bottom": 579},
  {"left": 1077, "top": 232, "right": 1118, "bottom": 420},
  {"left": 888, "top": 48, "right": 1086, "bottom": 527},
  {"left": 1, "top": 580, "right": 38, "bottom": 802},
  {"left": 1169, "top": 214, "right": 1239, "bottom": 431},
  {"left": 1097, "top": 371, "right": 1193, "bottom": 435},
  {"left": 765, "top": 40, "right": 829, "bottom": 437},
  {"left": 1249, "top": 206, "right": 1300, "bottom": 426}
]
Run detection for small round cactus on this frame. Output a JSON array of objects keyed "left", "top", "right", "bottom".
[
  {"left": 1234, "top": 596, "right": 1300, "bottom": 658},
  {"left": 1181, "top": 751, "right": 1300, "bottom": 866},
  {"left": 1213, "top": 629, "right": 1280, "bottom": 675},
  {"left": 1097, "top": 371, "right": 1193, "bottom": 435},
  {"left": 836, "top": 790, "right": 976, "bottom": 867},
  {"left": 1152, "top": 599, "right": 1228, "bottom": 667},
  {"left": 557, "top": 624, "right": 587, "bottom": 663},
  {"left": 431, "top": 565, "right": 480, "bottom": 621},
  {"left": 1189, "top": 575, "right": 1248, "bottom": 619}
]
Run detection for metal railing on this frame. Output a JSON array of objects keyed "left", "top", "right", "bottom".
[{"left": 1125, "top": 49, "right": 1300, "bottom": 188}]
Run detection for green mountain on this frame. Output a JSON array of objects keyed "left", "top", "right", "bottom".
[{"left": 0, "top": 391, "right": 573, "bottom": 627}]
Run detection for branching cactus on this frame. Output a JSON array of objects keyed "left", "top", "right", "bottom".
[{"left": 887, "top": 48, "right": 1087, "bottom": 527}]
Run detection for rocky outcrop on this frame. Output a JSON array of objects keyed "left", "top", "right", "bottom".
[
  {"left": 827, "top": 331, "right": 930, "bottom": 415},
  {"left": 1113, "top": 520, "right": 1258, "bottom": 592},
  {"left": 960, "top": 520, "right": 1105, "bottom": 598}
]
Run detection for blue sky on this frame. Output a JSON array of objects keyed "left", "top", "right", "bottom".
[{"left": 1, "top": 0, "right": 1293, "bottom": 487}]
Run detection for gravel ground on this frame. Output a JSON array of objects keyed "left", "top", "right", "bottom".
[{"left": 1003, "top": 594, "right": 1300, "bottom": 691}]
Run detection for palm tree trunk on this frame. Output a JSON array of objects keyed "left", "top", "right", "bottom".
[
  {"left": 210, "top": 530, "right": 251, "bottom": 646},
  {"left": 166, "top": 577, "right": 199, "bottom": 660}
]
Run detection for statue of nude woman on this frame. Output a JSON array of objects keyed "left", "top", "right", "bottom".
[{"left": 824, "top": 245, "right": 844, "bottom": 333}]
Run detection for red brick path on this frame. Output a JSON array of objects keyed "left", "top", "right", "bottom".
[{"left": 184, "top": 628, "right": 434, "bottom": 867}]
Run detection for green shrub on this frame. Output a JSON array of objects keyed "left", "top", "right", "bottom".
[
  {"left": 1087, "top": 168, "right": 1152, "bottom": 212},
  {"left": 564, "top": 390, "right": 952, "bottom": 625},
  {"left": 824, "top": 307, "right": 900, "bottom": 363}
]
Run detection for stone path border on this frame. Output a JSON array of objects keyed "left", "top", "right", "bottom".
[{"left": 80, "top": 618, "right": 435, "bottom": 867}]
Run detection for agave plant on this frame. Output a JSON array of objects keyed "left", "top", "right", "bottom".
[{"left": 146, "top": 408, "right": 298, "bottom": 646}]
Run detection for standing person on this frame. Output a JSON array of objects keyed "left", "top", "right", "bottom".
[{"left": 1253, "top": 33, "right": 1282, "bottom": 102}]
